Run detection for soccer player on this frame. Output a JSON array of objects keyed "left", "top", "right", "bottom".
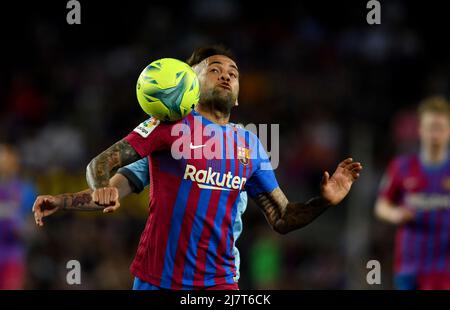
[
  {"left": 375, "top": 96, "right": 450, "bottom": 290},
  {"left": 33, "top": 46, "right": 362, "bottom": 290},
  {"left": 0, "top": 144, "right": 36, "bottom": 289}
]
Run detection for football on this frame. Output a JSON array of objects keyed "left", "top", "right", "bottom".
[{"left": 136, "top": 58, "right": 200, "bottom": 121}]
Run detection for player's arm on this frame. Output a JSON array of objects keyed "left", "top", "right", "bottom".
[
  {"left": 32, "top": 173, "right": 133, "bottom": 227},
  {"left": 85, "top": 118, "right": 164, "bottom": 206},
  {"left": 373, "top": 159, "right": 414, "bottom": 225},
  {"left": 374, "top": 198, "right": 414, "bottom": 225},
  {"left": 254, "top": 188, "right": 331, "bottom": 234},
  {"left": 253, "top": 158, "right": 362, "bottom": 234},
  {"left": 85, "top": 139, "right": 141, "bottom": 207},
  {"left": 86, "top": 139, "right": 141, "bottom": 189}
]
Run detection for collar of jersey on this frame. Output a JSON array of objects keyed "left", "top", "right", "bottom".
[{"left": 191, "top": 110, "right": 236, "bottom": 129}]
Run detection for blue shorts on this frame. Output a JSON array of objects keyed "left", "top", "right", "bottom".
[{"left": 394, "top": 273, "right": 417, "bottom": 290}]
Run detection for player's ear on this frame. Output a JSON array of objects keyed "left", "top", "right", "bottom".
[{"left": 192, "top": 59, "right": 208, "bottom": 77}]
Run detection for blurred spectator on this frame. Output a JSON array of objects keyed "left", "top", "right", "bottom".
[{"left": 0, "top": 144, "right": 36, "bottom": 289}]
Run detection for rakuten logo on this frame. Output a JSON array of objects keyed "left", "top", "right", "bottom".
[{"left": 183, "top": 164, "right": 247, "bottom": 191}]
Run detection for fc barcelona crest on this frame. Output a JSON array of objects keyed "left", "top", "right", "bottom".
[{"left": 237, "top": 146, "right": 250, "bottom": 165}]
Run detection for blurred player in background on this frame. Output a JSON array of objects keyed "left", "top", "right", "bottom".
[
  {"left": 33, "top": 46, "right": 362, "bottom": 290},
  {"left": 375, "top": 96, "right": 450, "bottom": 290},
  {"left": 0, "top": 144, "right": 36, "bottom": 289}
]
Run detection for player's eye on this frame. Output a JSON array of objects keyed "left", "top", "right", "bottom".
[
  {"left": 230, "top": 72, "right": 238, "bottom": 79},
  {"left": 210, "top": 68, "right": 219, "bottom": 73}
]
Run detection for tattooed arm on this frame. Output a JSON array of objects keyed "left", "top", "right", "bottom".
[
  {"left": 86, "top": 139, "right": 141, "bottom": 207},
  {"left": 86, "top": 139, "right": 141, "bottom": 189},
  {"left": 255, "top": 188, "right": 332, "bottom": 234},
  {"left": 32, "top": 173, "right": 134, "bottom": 227},
  {"left": 253, "top": 158, "right": 363, "bottom": 234},
  {"left": 60, "top": 190, "right": 102, "bottom": 211}
]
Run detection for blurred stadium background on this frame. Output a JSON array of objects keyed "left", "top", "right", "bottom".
[{"left": 0, "top": 0, "right": 449, "bottom": 289}]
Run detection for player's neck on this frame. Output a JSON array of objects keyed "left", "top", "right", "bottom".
[
  {"left": 421, "top": 146, "right": 448, "bottom": 165},
  {"left": 195, "top": 104, "right": 230, "bottom": 126}
]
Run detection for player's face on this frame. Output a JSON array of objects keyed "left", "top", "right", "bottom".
[
  {"left": 419, "top": 112, "right": 450, "bottom": 149},
  {"left": 193, "top": 55, "right": 239, "bottom": 112}
]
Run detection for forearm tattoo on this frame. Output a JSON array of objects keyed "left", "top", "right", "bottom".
[
  {"left": 60, "top": 190, "right": 104, "bottom": 211},
  {"left": 254, "top": 187, "right": 331, "bottom": 234},
  {"left": 86, "top": 139, "right": 140, "bottom": 189}
]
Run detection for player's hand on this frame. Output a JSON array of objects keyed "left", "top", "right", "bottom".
[
  {"left": 391, "top": 208, "right": 415, "bottom": 225},
  {"left": 91, "top": 187, "right": 121, "bottom": 213},
  {"left": 321, "top": 157, "right": 363, "bottom": 206},
  {"left": 32, "top": 195, "right": 62, "bottom": 227}
]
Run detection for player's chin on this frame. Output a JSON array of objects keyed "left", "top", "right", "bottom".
[{"left": 211, "top": 89, "right": 233, "bottom": 103}]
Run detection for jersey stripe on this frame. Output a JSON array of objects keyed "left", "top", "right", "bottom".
[
  {"left": 171, "top": 184, "right": 203, "bottom": 289},
  {"left": 230, "top": 129, "right": 248, "bottom": 277},
  {"left": 181, "top": 185, "right": 213, "bottom": 286},
  {"left": 192, "top": 129, "right": 225, "bottom": 287},
  {"left": 423, "top": 167, "right": 442, "bottom": 273},
  {"left": 437, "top": 213, "right": 449, "bottom": 271},
  {"left": 204, "top": 130, "right": 231, "bottom": 286},
  {"left": 416, "top": 211, "right": 429, "bottom": 273},
  {"left": 170, "top": 116, "right": 207, "bottom": 289},
  {"left": 224, "top": 129, "right": 242, "bottom": 281},
  {"left": 410, "top": 156, "right": 423, "bottom": 274},
  {"left": 193, "top": 187, "right": 222, "bottom": 287},
  {"left": 228, "top": 130, "right": 243, "bottom": 278},
  {"left": 159, "top": 179, "right": 193, "bottom": 288},
  {"left": 130, "top": 168, "right": 182, "bottom": 283},
  {"left": 424, "top": 210, "right": 438, "bottom": 272},
  {"left": 445, "top": 219, "right": 450, "bottom": 273},
  {"left": 213, "top": 129, "right": 240, "bottom": 284},
  {"left": 181, "top": 118, "right": 216, "bottom": 286},
  {"left": 431, "top": 209, "right": 444, "bottom": 272}
]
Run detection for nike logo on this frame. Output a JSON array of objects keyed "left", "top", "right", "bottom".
[{"left": 189, "top": 142, "right": 206, "bottom": 149}]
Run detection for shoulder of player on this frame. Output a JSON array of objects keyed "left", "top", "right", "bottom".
[{"left": 132, "top": 116, "right": 187, "bottom": 137}]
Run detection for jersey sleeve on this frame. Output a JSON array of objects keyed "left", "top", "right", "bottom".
[
  {"left": 124, "top": 117, "right": 172, "bottom": 157},
  {"left": 117, "top": 157, "right": 150, "bottom": 194},
  {"left": 244, "top": 134, "right": 279, "bottom": 198},
  {"left": 378, "top": 157, "right": 403, "bottom": 204}
]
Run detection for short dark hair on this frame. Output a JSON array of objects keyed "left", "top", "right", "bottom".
[{"left": 186, "top": 45, "right": 235, "bottom": 66}]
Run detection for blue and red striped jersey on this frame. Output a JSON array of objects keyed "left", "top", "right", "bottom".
[
  {"left": 124, "top": 111, "right": 278, "bottom": 289},
  {"left": 378, "top": 154, "right": 450, "bottom": 286}
]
